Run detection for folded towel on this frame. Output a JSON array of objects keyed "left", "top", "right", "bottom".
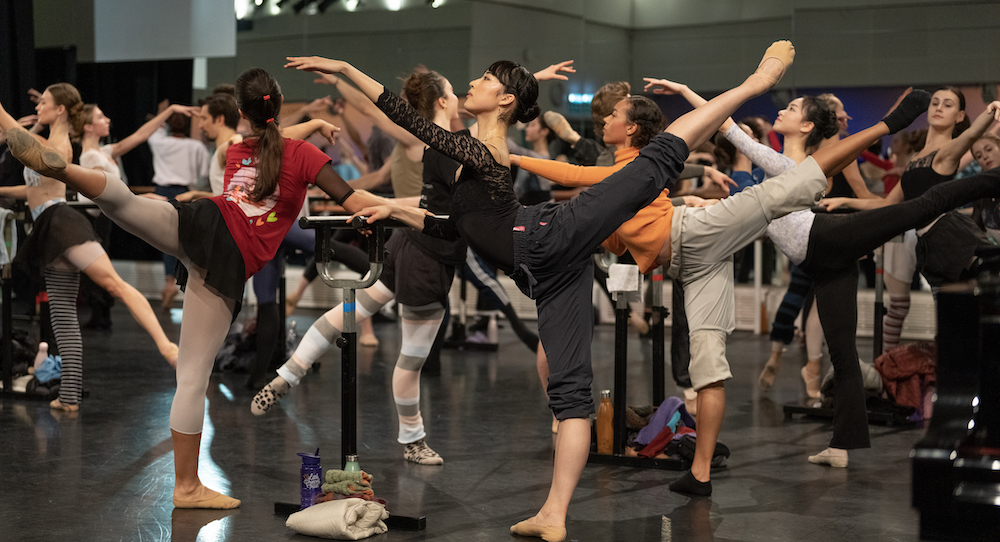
[{"left": 286, "top": 498, "right": 388, "bottom": 540}]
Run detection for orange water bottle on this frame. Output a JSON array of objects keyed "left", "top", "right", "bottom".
[{"left": 596, "top": 390, "right": 614, "bottom": 454}]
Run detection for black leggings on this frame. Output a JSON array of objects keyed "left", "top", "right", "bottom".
[{"left": 801, "top": 168, "right": 1000, "bottom": 448}]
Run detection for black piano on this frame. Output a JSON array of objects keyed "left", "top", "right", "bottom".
[{"left": 912, "top": 249, "right": 1000, "bottom": 541}]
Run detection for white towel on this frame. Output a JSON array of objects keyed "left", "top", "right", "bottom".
[{"left": 286, "top": 498, "right": 388, "bottom": 540}]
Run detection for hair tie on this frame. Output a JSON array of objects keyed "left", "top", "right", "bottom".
[
  {"left": 266, "top": 117, "right": 275, "bottom": 123},
  {"left": 262, "top": 94, "right": 271, "bottom": 101}
]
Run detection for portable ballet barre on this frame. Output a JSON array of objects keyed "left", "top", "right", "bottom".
[
  {"left": 271, "top": 214, "right": 442, "bottom": 529},
  {"left": 587, "top": 253, "right": 684, "bottom": 470}
]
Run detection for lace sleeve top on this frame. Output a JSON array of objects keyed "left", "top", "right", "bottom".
[{"left": 376, "top": 90, "right": 519, "bottom": 272}]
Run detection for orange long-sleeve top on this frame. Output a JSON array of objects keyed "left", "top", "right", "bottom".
[{"left": 518, "top": 146, "right": 674, "bottom": 273}]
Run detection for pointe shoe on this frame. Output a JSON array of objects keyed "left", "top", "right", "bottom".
[
  {"left": 510, "top": 518, "right": 567, "bottom": 542},
  {"left": 801, "top": 365, "right": 821, "bottom": 400},
  {"left": 808, "top": 448, "right": 848, "bottom": 468},
  {"left": 6, "top": 127, "right": 66, "bottom": 176},
  {"left": 753, "top": 40, "right": 795, "bottom": 87},
  {"left": 50, "top": 398, "right": 80, "bottom": 412}
]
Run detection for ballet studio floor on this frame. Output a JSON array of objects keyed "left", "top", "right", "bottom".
[{"left": 0, "top": 303, "right": 924, "bottom": 542}]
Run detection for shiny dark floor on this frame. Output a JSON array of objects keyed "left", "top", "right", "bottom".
[{"left": 0, "top": 303, "right": 925, "bottom": 542}]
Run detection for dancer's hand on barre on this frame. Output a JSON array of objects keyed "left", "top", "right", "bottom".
[{"left": 534, "top": 60, "right": 575, "bottom": 82}]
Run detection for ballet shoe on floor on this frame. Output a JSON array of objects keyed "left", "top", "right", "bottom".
[
  {"left": 173, "top": 491, "right": 241, "bottom": 509},
  {"left": 510, "top": 517, "right": 566, "bottom": 542},
  {"left": 801, "top": 365, "right": 821, "bottom": 399},
  {"left": 50, "top": 399, "right": 79, "bottom": 412},
  {"left": 808, "top": 447, "right": 848, "bottom": 468}
]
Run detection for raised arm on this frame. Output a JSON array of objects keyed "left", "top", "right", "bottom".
[
  {"left": 281, "top": 118, "right": 340, "bottom": 144},
  {"left": 643, "top": 77, "right": 737, "bottom": 133},
  {"left": 937, "top": 101, "right": 1000, "bottom": 172},
  {"left": 111, "top": 104, "right": 200, "bottom": 159},
  {"left": 315, "top": 73, "right": 424, "bottom": 149},
  {"left": 722, "top": 123, "right": 796, "bottom": 177},
  {"left": 515, "top": 154, "right": 624, "bottom": 187}
]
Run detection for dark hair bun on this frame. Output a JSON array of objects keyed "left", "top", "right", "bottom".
[
  {"left": 820, "top": 110, "right": 840, "bottom": 139},
  {"left": 517, "top": 103, "right": 541, "bottom": 124}
]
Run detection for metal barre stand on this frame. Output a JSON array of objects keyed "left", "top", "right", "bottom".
[
  {"left": 272, "top": 214, "right": 431, "bottom": 530},
  {"left": 586, "top": 255, "right": 684, "bottom": 470}
]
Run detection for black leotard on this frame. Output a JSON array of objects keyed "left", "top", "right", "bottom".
[
  {"left": 900, "top": 150, "right": 956, "bottom": 201},
  {"left": 376, "top": 90, "right": 517, "bottom": 272}
]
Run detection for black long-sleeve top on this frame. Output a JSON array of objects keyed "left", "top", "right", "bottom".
[{"left": 376, "top": 90, "right": 518, "bottom": 273}]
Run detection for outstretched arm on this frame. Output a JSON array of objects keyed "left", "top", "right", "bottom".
[
  {"left": 286, "top": 57, "right": 385, "bottom": 104},
  {"left": 111, "top": 104, "right": 199, "bottom": 159},
  {"left": 937, "top": 101, "right": 1000, "bottom": 171},
  {"left": 314, "top": 73, "right": 424, "bottom": 148},
  {"left": 643, "top": 77, "right": 738, "bottom": 135},
  {"left": 281, "top": 118, "right": 340, "bottom": 145}
]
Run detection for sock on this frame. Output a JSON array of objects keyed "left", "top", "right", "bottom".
[
  {"left": 669, "top": 470, "right": 713, "bottom": 497},
  {"left": 882, "top": 295, "right": 910, "bottom": 351},
  {"left": 882, "top": 89, "right": 931, "bottom": 134},
  {"left": 33, "top": 342, "right": 49, "bottom": 371}
]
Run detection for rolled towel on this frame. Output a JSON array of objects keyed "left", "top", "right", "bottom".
[{"left": 286, "top": 498, "right": 389, "bottom": 540}]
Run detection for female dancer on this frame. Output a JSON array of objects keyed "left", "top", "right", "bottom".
[
  {"left": 253, "top": 69, "right": 466, "bottom": 465},
  {"left": 4, "top": 67, "right": 383, "bottom": 508},
  {"left": 0, "top": 86, "right": 180, "bottom": 412},
  {"left": 646, "top": 77, "right": 842, "bottom": 395},
  {"left": 972, "top": 134, "right": 1000, "bottom": 240},
  {"left": 279, "top": 42, "right": 830, "bottom": 540},
  {"left": 823, "top": 88, "right": 999, "bottom": 285}
]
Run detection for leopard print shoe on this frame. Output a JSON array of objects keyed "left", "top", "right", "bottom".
[
  {"left": 251, "top": 379, "right": 289, "bottom": 416},
  {"left": 404, "top": 439, "right": 444, "bottom": 465}
]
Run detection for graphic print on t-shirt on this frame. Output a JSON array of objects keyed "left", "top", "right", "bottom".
[{"left": 225, "top": 162, "right": 281, "bottom": 222}]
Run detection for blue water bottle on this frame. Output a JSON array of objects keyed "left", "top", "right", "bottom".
[{"left": 298, "top": 450, "right": 322, "bottom": 509}]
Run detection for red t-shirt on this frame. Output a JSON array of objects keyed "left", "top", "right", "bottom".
[{"left": 212, "top": 138, "right": 330, "bottom": 278}]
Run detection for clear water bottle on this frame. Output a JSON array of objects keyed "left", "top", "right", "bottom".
[{"left": 298, "top": 450, "right": 322, "bottom": 509}]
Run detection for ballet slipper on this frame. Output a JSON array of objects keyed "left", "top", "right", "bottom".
[
  {"left": 173, "top": 490, "right": 241, "bottom": 509},
  {"left": 758, "top": 352, "right": 782, "bottom": 391},
  {"left": 160, "top": 342, "right": 179, "bottom": 368},
  {"left": 510, "top": 516, "right": 567, "bottom": 542},
  {"left": 750, "top": 40, "right": 795, "bottom": 89},
  {"left": 808, "top": 447, "right": 848, "bottom": 468},
  {"left": 161, "top": 283, "right": 179, "bottom": 310},
  {"left": 50, "top": 398, "right": 80, "bottom": 412},
  {"left": 801, "top": 364, "right": 821, "bottom": 399},
  {"left": 6, "top": 127, "right": 66, "bottom": 176},
  {"left": 628, "top": 313, "right": 649, "bottom": 335},
  {"left": 359, "top": 333, "right": 379, "bottom": 347},
  {"left": 251, "top": 377, "right": 290, "bottom": 416}
]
